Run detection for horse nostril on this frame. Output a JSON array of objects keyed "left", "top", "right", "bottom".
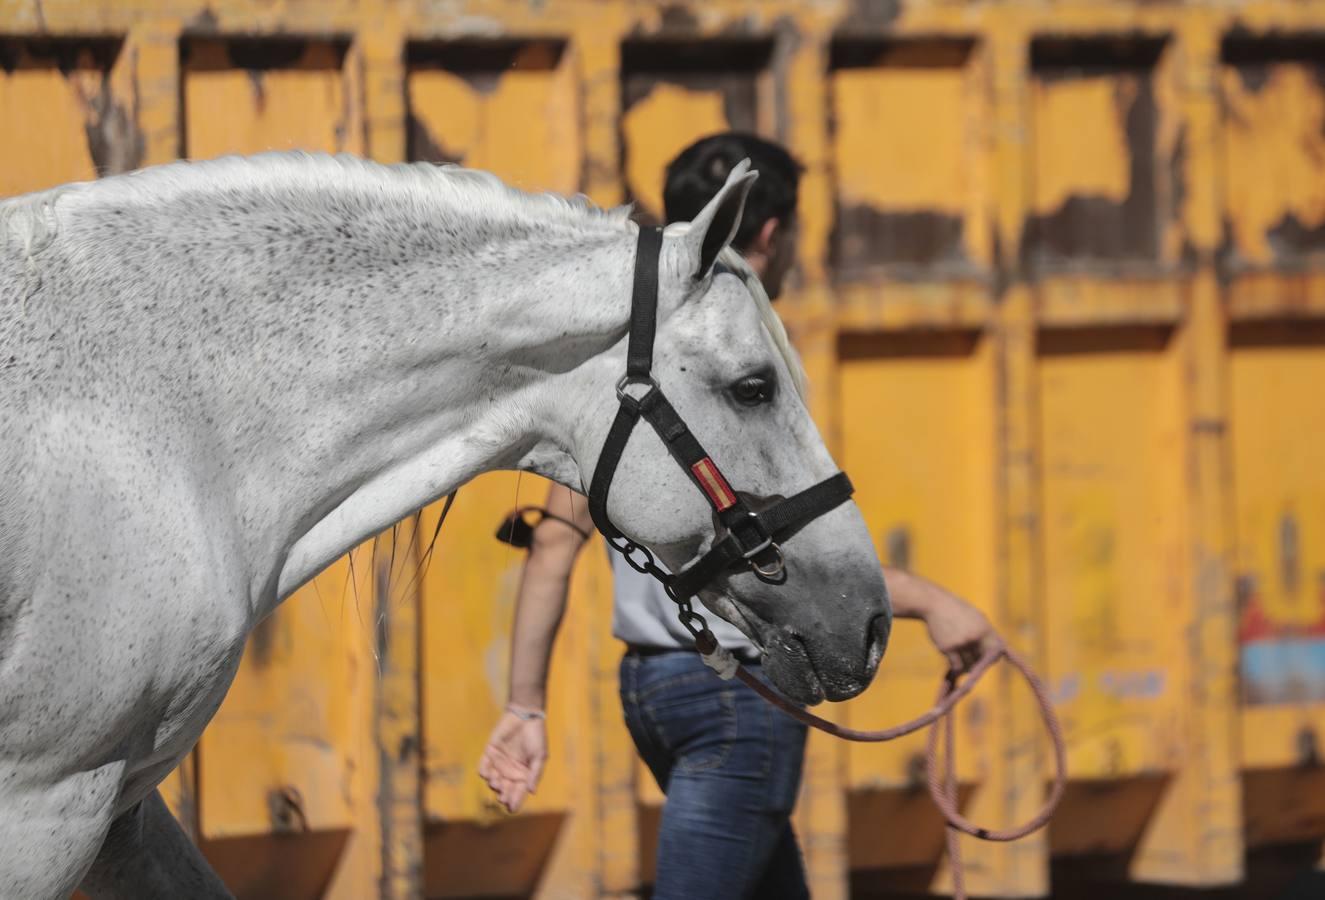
[
  {"left": 870, "top": 613, "right": 891, "bottom": 646},
  {"left": 866, "top": 613, "right": 891, "bottom": 668}
]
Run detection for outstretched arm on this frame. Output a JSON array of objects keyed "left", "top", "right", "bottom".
[
  {"left": 883, "top": 566, "right": 998, "bottom": 674},
  {"left": 478, "top": 484, "right": 594, "bottom": 813}
]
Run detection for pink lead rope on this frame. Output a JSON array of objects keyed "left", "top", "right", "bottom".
[{"left": 694, "top": 632, "right": 1067, "bottom": 900}]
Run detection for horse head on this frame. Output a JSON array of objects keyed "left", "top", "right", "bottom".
[{"left": 574, "top": 163, "right": 891, "bottom": 705}]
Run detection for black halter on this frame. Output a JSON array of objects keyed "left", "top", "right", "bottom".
[{"left": 587, "top": 225, "right": 856, "bottom": 639}]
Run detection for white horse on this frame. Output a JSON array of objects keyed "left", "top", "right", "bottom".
[{"left": 0, "top": 153, "right": 889, "bottom": 898}]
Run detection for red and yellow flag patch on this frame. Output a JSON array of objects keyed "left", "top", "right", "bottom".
[{"left": 691, "top": 457, "right": 737, "bottom": 511}]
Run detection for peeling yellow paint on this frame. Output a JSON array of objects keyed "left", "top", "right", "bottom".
[
  {"left": 1231, "top": 340, "right": 1325, "bottom": 632},
  {"left": 1032, "top": 77, "right": 1133, "bottom": 215},
  {"left": 1223, "top": 64, "right": 1325, "bottom": 265},
  {"left": 834, "top": 68, "right": 969, "bottom": 215},
  {"left": 409, "top": 59, "right": 580, "bottom": 194},
  {"left": 183, "top": 40, "right": 357, "bottom": 159},
  {"left": 0, "top": 63, "right": 101, "bottom": 196},
  {"left": 1152, "top": 45, "right": 1185, "bottom": 266},
  {"left": 622, "top": 83, "right": 729, "bottom": 218},
  {"left": 839, "top": 336, "right": 996, "bottom": 788},
  {"left": 1038, "top": 335, "right": 1187, "bottom": 778}
]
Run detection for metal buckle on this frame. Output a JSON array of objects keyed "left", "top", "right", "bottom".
[
  {"left": 740, "top": 534, "right": 774, "bottom": 561},
  {"left": 732, "top": 511, "right": 786, "bottom": 583},
  {"left": 615, "top": 374, "right": 659, "bottom": 411},
  {"left": 733, "top": 511, "right": 773, "bottom": 560}
]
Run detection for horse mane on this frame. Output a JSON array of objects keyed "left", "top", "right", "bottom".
[
  {"left": 2, "top": 152, "right": 633, "bottom": 247},
  {"left": 1, "top": 152, "right": 805, "bottom": 394}
]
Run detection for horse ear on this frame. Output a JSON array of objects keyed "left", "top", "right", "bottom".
[{"left": 676, "top": 159, "right": 758, "bottom": 281}]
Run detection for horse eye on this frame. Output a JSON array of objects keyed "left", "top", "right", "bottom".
[{"left": 731, "top": 375, "right": 775, "bottom": 407}]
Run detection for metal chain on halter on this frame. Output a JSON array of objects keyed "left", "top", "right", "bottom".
[
  {"left": 603, "top": 532, "right": 1062, "bottom": 900},
  {"left": 604, "top": 534, "right": 713, "bottom": 642}
]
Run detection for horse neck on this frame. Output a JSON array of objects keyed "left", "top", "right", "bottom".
[
  {"left": 258, "top": 223, "right": 635, "bottom": 606},
  {"left": 49, "top": 164, "right": 638, "bottom": 609}
]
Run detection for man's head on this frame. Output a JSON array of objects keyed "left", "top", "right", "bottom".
[{"left": 663, "top": 132, "right": 803, "bottom": 299}]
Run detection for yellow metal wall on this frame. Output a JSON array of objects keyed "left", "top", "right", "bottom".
[{"left": 5, "top": 2, "right": 1325, "bottom": 897}]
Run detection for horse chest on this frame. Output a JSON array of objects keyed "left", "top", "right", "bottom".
[{"left": 113, "top": 631, "right": 249, "bottom": 809}]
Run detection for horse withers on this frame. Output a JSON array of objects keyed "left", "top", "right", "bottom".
[{"left": 0, "top": 153, "right": 890, "bottom": 898}]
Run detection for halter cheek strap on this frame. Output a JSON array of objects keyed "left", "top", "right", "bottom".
[{"left": 587, "top": 225, "right": 855, "bottom": 636}]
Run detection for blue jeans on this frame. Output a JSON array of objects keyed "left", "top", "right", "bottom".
[{"left": 619, "top": 649, "right": 810, "bottom": 900}]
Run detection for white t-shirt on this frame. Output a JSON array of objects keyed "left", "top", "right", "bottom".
[{"left": 608, "top": 548, "right": 760, "bottom": 657}]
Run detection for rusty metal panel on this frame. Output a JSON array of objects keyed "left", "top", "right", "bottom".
[
  {"left": 1037, "top": 327, "right": 1185, "bottom": 780},
  {"left": 0, "top": 37, "right": 138, "bottom": 197},
  {"left": 407, "top": 40, "right": 579, "bottom": 194},
  {"left": 182, "top": 38, "right": 359, "bottom": 160},
  {"left": 1027, "top": 38, "right": 1183, "bottom": 270},
  {"left": 1230, "top": 322, "right": 1325, "bottom": 851},
  {"left": 620, "top": 38, "right": 776, "bottom": 222},
  {"left": 1231, "top": 325, "right": 1325, "bottom": 717},
  {"left": 836, "top": 331, "right": 998, "bottom": 876},
  {"left": 960, "top": 30, "right": 1055, "bottom": 895},
  {"left": 1033, "top": 326, "right": 1193, "bottom": 870},
  {"left": 1220, "top": 36, "right": 1325, "bottom": 273},
  {"left": 828, "top": 38, "right": 991, "bottom": 280}
]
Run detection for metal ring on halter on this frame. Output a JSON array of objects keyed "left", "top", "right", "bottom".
[
  {"left": 749, "top": 543, "right": 785, "bottom": 580},
  {"left": 732, "top": 510, "right": 774, "bottom": 559},
  {"left": 615, "top": 373, "right": 659, "bottom": 410},
  {"left": 621, "top": 542, "right": 655, "bottom": 574},
  {"left": 738, "top": 533, "right": 774, "bottom": 561}
]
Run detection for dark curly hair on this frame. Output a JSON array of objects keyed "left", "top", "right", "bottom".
[{"left": 662, "top": 132, "right": 803, "bottom": 251}]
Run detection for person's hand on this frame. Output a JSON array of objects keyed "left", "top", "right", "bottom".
[
  {"left": 921, "top": 594, "right": 999, "bottom": 675},
  {"left": 478, "top": 708, "right": 547, "bottom": 813}
]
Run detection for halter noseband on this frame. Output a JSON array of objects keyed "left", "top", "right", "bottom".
[{"left": 587, "top": 225, "right": 856, "bottom": 638}]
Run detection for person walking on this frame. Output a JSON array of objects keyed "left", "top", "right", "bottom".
[{"left": 479, "top": 132, "right": 998, "bottom": 899}]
